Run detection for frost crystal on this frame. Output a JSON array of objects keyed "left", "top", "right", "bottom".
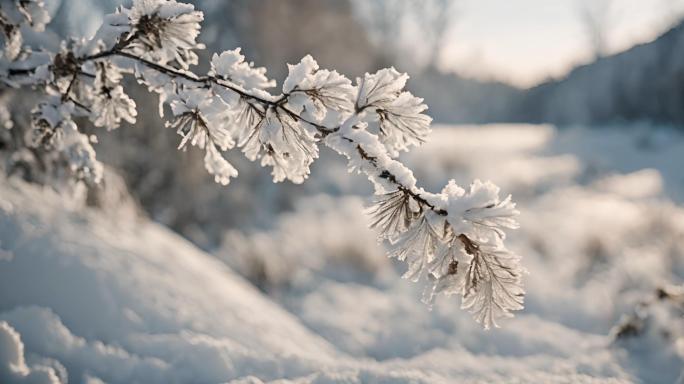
[
  {"left": 283, "top": 55, "right": 355, "bottom": 122},
  {"left": 128, "top": 0, "right": 205, "bottom": 69},
  {"left": 91, "top": 62, "right": 136, "bottom": 130},
  {"left": 443, "top": 179, "right": 520, "bottom": 240},
  {"left": 167, "top": 89, "right": 232, "bottom": 151},
  {"left": 0, "top": 1, "right": 49, "bottom": 61},
  {"left": 356, "top": 68, "right": 432, "bottom": 155},
  {"left": 388, "top": 213, "right": 444, "bottom": 282},
  {"left": 241, "top": 107, "right": 318, "bottom": 183},
  {"left": 204, "top": 143, "right": 237, "bottom": 185},
  {"left": 210, "top": 49, "right": 275, "bottom": 91},
  {"left": 91, "top": 86, "right": 137, "bottom": 130},
  {"left": 461, "top": 239, "right": 525, "bottom": 329},
  {"left": 367, "top": 190, "right": 420, "bottom": 239},
  {"left": 30, "top": 98, "right": 73, "bottom": 148},
  {"left": 61, "top": 121, "right": 104, "bottom": 184}
]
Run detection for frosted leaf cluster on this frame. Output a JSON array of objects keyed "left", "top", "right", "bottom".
[
  {"left": 127, "top": 0, "right": 205, "bottom": 69},
  {"left": 210, "top": 49, "right": 275, "bottom": 92},
  {"left": 367, "top": 178, "right": 524, "bottom": 328},
  {"left": 0, "top": 0, "right": 49, "bottom": 61},
  {"left": 356, "top": 68, "right": 431, "bottom": 156},
  {"left": 0, "top": 0, "right": 525, "bottom": 327},
  {"left": 91, "top": 62, "right": 137, "bottom": 130},
  {"left": 283, "top": 55, "right": 355, "bottom": 123}
]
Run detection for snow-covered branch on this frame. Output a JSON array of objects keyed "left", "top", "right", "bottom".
[{"left": 0, "top": 0, "right": 524, "bottom": 328}]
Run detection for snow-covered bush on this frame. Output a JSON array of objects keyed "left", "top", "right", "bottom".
[
  {"left": 219, "top": 196, "right": 388, "bottom": 291},
  {"left": 0, "top": 0, "right": 524, "bottom": 328}
]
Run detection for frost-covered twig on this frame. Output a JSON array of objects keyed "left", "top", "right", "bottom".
[
  {"left": 0, "top": 0, "right": 525, "bottom": 328},
  {"left": 611, "top": 284, "right": 684, "bottom": 341}
]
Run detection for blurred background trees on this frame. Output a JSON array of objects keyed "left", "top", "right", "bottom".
[
  {"left": 42, "top": 0, "right": 684, "bottom": 126},
  {"left": 577, "top": 0, "right": 614, "bottom": 59},
  {"left": 3, "top": 0, "right": 684, "bottom": 248}
]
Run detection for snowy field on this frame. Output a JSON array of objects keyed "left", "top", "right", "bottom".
[{"left": 1, "top": 124, "right": 683, "bottom": 383}]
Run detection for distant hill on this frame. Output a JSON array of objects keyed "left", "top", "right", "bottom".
[
  {"left": 410, "top": 69, "right": 522, "bottom": 124},
  {"left": 417, "top": 21, "right": 684, "bottom": 126},
  {"left": 518, "top": 21, "right": 684, "bottom": 126}
]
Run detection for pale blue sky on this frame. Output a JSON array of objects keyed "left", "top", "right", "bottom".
[
  {"left": 46, "top": 0, "right": 684, "bottom": 88},
  {"left": 440, "top": 0, "right": 684, "bottom": 86}
]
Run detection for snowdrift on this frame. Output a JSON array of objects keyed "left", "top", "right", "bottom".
[
  {"left": 0, "top": 170, "right": 636, "bottom": 384},
  {"left": 0, "top": 179, "right": 344, "bottom": 383},
  {"left": 1, "top": 124, "right": 684, "bottom": 383}
]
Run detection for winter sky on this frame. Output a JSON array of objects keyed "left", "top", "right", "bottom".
[
  {"left": 46, "top": 0, "right": 684, "bottom": 88},
  {"left": 441, "top": 0, "right": 684, "bottom": 87}
]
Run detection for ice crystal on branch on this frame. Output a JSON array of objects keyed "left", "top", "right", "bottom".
[
  {"left": 461, "top": 238, "right": 525, "bottom": 329},
  {"left": 0, "top": 0, "right": 526, "bottom": 328},
  {"left": 167, "top": 89, "right": 232, "bottom": 151},
  {"left": 204, "top": 143, "right": 237, "bottom": 186},
  {"left": 91, "top": 62, "right": 137, "bottom": 130},
  {"left": 0, "top": 23, "right": 21, "bottom": 61},
  {"left": 61, "top": 121, "right": 103, "bottom": 184},
  {"left": 0, "top": 0, "right": 49, "bottom": 61},
  {"left": 388, "top": 213, "right": 444, "bottom": 282},
  {"left": 422, "top": 240, "right": 465, "bottom": 310},
  {"left": 127, "top": 0, "right": 205, "bottom": 69},
  {"left": 443, "top": 179, "right": 520, "bottom": 241},
  {"left": 356, "top": 68, "right": 431, "bottom": 155},
  {"left": 166, "top": 89, "right": 238, "bottom": 184},
  {"left": 366, "top": 177, "right": 524, "bottom": 327},
  {"left": 367, "top": 190, "right": 421, "bottom": 239},
  {"left": 283, "top": 55, "right": 355, "bottom": 122},
  {"left": 210, "top": 49, "right": 274, "bottom": 92},
  {"left": 241, "top": 107, "right": 318, "bottom": 183},
  {"left": 30, "top": 99, "right": 70, "bottom": 148}
]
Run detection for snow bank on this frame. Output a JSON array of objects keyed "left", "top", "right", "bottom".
[
  {"left": 0, "top": 179, "right": 343, "bottom": 383},
  {"left": 1, "top": 124, "right": 683, "bottom": 383},
  {"left": 0, "top": 321, "right": 61, "bottom": 384},
  {"left": 221, "top": 124, "right": 684, "bottom": 383},
  {"left": 0, "top": 156, "right": 639, "bottom": 384}
]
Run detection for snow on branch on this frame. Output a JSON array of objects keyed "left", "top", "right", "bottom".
[{"left": 0, "top": 0, "right": 525, "bottom": 328}]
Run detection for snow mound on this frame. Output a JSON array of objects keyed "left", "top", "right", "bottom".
[
  {"left": 0, "top": 320, "right": 61, "bottom": 384},
  {"left": 593, "top": 169, "right": 663, "bottom": 199},
  {"left": 0, "top": 171, "right": 638, "bottom": 384},
  {"left": 0, "top": 179, "right": 342, "bottom": 383},
  {"left": 2, "top": 123, "right": 684, "bottom": 383}
]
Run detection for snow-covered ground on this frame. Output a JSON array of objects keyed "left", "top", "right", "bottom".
[{"left": 1, "top": 124, "right": 683, "bottom": 383}]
